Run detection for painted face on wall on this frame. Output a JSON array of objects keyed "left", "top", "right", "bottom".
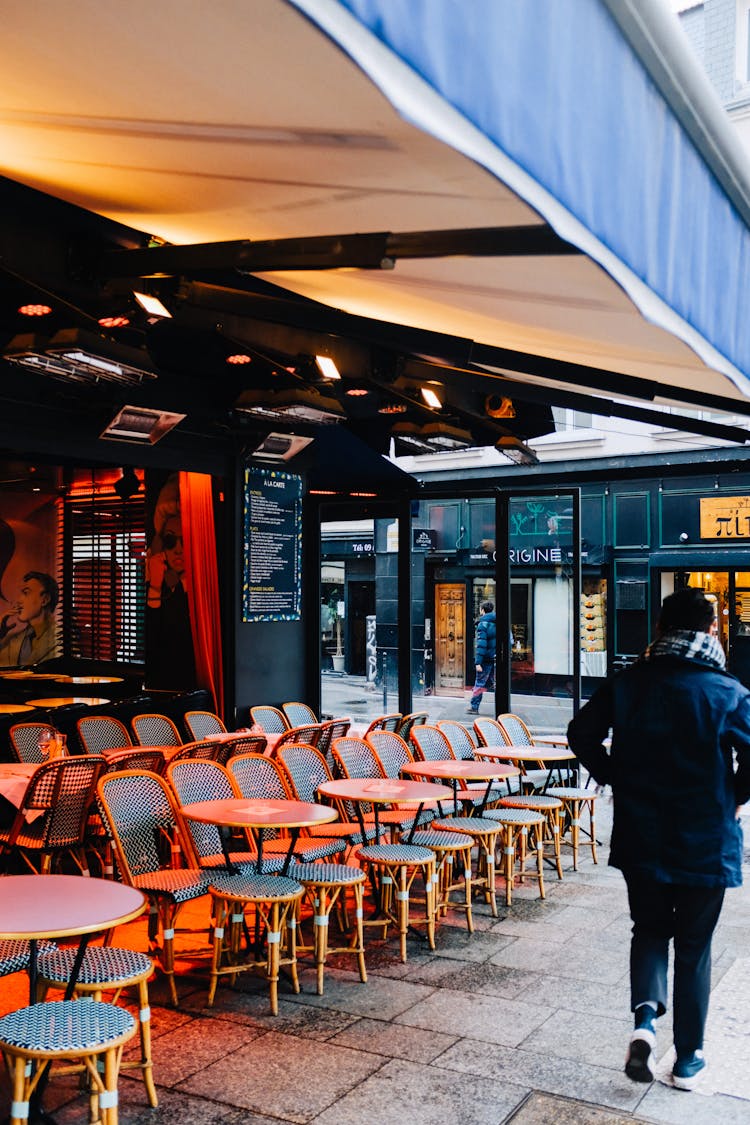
[
  {"left": 16, "top": 577, "right": 49, "bottom": 623},
  {"left": 161, "top": 515, "right": 185, "bottom": 575}
]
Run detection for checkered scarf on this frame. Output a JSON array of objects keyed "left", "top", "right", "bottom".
[{"left": 643, "top": 629, "right": 726, "bottom": 671}]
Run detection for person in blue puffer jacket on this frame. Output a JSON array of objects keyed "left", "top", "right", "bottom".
[
  {"left": 568, "top": 587, "right": 750, "bottom": 1092},
  {"left": 467, "top": 600, "right": 496, "bottom": 714}
]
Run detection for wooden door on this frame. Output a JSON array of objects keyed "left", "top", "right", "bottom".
[{"left": 435, "top": 583, "right": 466, "bottom": 695}]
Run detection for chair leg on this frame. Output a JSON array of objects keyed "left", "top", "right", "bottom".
[
  {"left": 550, "top": 808, "right": 563, "bottom": 879},
  {"left": 569, "top": 800, "right": 580, "bottom": 871},
  {"left": 588, "top": 800, "right": 598, "bottom": 864},
  {"left": 9, "top": 1054, "right": 27, "bottom": 1125},
  {"left": 534, "top": 823, "right": 546, "bottom": 900},
  {"left": 208, "top": 897, "right": 228, "bottom": 1007},
  {"left": 352, "top": 882, "right": 367, "bottom": 984}
]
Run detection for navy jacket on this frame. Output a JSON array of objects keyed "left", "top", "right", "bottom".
[
  {"left": 474, "top": 611, "right": 496, "bottom": 665},
  {"left": 567, "top": 655, "right": 750, "bottom": 887}
]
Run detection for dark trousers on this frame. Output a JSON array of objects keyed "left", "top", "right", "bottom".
[
  {"left": 469, "top": 661, "right": 495, "bottom": 712},
  {"left": 624, "top": 873, "right": 725, "bottom": 1056}
]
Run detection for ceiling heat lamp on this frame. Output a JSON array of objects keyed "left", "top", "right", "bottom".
[
  {"left": 235, "top": 387, "right": 345, "bottom": 425},
  {"left": 392, "top": 421, "right": 476, "bottom": 454},
  {"left": 4, "top": 328, "right": 157, "bottom": 387},
  {"left": 495, "top": 436, "right": 538, "bottom": 465},
  {"left": 100, "top": 406, "right": 186, "bottom": 444}
]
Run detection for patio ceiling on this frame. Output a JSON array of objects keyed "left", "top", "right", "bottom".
[{"left": 0, "top": 0, "right": 748, "bottom": 466}]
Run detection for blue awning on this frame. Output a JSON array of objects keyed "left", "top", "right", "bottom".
[{"left": 292, "top": 0, "right": 750, "bottom": 395}]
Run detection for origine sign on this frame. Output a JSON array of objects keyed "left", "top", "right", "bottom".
[{"left": 700, "top": 496, "right": 750, "bottom": 539}]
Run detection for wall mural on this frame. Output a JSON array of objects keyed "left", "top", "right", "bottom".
[
  {"left": 145, "top": 471, "right": 196, "bottom": 690},
  {"left": 0, "top": 489, "right": 60, "bottom": 668}
]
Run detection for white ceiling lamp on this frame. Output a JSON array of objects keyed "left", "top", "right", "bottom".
[
  {"left": 133, "top": 291, "right": 172, "bottom": 318},
  {"left": 100, "top": 405, "right": 185, "bottom": 444},
  {"left": 315, "top": 355, "right": 341, "bottom": 380},
  {"left": 420, "top": 385, "right": 442, "bottom": 410}
]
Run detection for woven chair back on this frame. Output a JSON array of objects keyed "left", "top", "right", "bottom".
[
  {"left": 276, "top": 743, "right": 332, "bottom": 804},
  {"left": 473, "top": 717, "right": 509, "bottom": 748},
  {"left": 274, "top": 724, "right": 323, "bottom": 752},
  {"left": 9, "top": 723, "right": 59, "bottom": 763},
  {"left": 409, "top": 724, "right": 455, "bottom": 762},
  {"left": 363, "top": 713, "right": 402, "bottom": 735},
  {"left": 365, "top": 730, "right": 413, "bottom": 777},
  {"left": 166, "top": 758, "right": 238, "bottom": 860},
  {"left": 213, "top": 733, "right": 268, "bottom": 766},
  {"left": 249, "top": 706, "right": 289, "bottom": 733},
  {"left": 436, "top": 720, "right": 477, "bottom": 760},
  {"left": 169, "top": 739, "right": 222, "bottom": 764},
  {"left": 103, "top": 748, "right": 165, "bottom": 775},
  {"left": 131, "top": 713, "right": 181, "bottom": 748},
  {"left": 496, "top": 713, "right": 534, "bottom": 745},
  {"left": 282, "top": 702, "right": 318, "bottom": 726},
  {"left": 228, "top": 753, "right": 290, "bottom": 802},
  {"left": 397, "top": 712, "right": 428, "bottom": 741},
  {"left": 184, "top": 710, "right": 226, "bottom": 740},
  {"left": 4, "top": 755, "right": 105, "bottom": 855},
  {"left": 97, "top": 770, "right": 194, "bottom": 879},
  {"left": 77, "top": 716, "right": 132, "bottom": 755}
]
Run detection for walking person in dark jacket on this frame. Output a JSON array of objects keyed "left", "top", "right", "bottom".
[
  {"left": 467, "top": 601, "right": 496, "bottom": 714},
  {"left": 568, "top": 588, "right": 750, "bottom": 1090}
]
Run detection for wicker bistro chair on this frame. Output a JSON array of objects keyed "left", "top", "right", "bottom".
[
  {"left": 482, "top": 805, "right": 548, "bottom": 905},
  {"left": 250, "top": 706, "right": 290, "bottom": 734},
  {"left": 430, "top": 814, "right": 502, "bottom": 918},
  {"left": 473, "top": 717, "right": 542, "bottom": 793},
  {"left": 102, "top": 748, "right": 166, "bottom": 775},
  {"left": 316, "top": 718, "right": 352, "bottom": 772},
  {"left": 184, "top": 710, "right": 226, "bottom": 741},
  {"left": 273, "top": 723, "right": 324, "bottom": 752},
  {"left": 168, "top": 739, "right": 224, "bottom": 764},
  {"left": 213, "top": 732, "right": 268, "bottom": 765},
  {"left": 357, "top": 842, "right": 437, "bottom": 962},
  {"left": 274, "top": 744, "right": 379, "bottom": 848},
  {"left": 0, "top": 999, "right": 137, "bottom": 1125},
  {"left": 282, "top": 702, "right": 318, "bottom": 726},
  {"left": 77, "top": 716, "right": 132, "bottom": 756},
  {"left": 226, "top": 751, "right": 348, "bottom": 864},
  {"left": 397, "top": 712, "right": 429, "bottom": 742},
  {"left": 204, "top": 870, "right": 304, "bottom": 1013},
  {"left": 410, "top": 725, "right": 506, "bottom": 811},
  {"left": 96, "top": 769, "right": 214, "bottom": 1005},
  {"left": 545, "top": 785, "right": 599, "bottom": 870},
  {"left": 37, "top": 945, "right": 158, "bottom": 1108},
  {"left": 400, "top": 826, "right": 475, "bottom": 932},
  {"left": 9, "top": 723, "right": 59, "bottom": 763},
  {"left": 331, "top": 736, "right": 433, "bottom": 838},
  {"left": 363, "top": 713, "right": 402, "bottom": 736},
  {"left": 226, "top": 751, "right": 368, "bottom": 992},
  {"left": 497, "top": 792, "right": 565, "bottom": 880},
  {"left": 131, "top": 713, "right": 181, "bottom": 748},
  {"left": 0, "top": 940, "right": 56, "bottom": 977},
  {"left": 436, "top": 720, "right": 478, "bottom": 759},
  {"left": 366, "top": 729, "right": 414, "bottom": 779},
  {"left": 0, "top": 755, "right": 106, "bottom": 876},
  {"left": 166, "top": 757, "right": 284, "bottom": 874},
  {"left": 496, "top": 713, "right": 575, "bottom": 791}
]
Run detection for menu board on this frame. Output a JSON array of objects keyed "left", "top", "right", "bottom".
[{"left": 243, "top": 467, "right": 302, "bottom": 621}]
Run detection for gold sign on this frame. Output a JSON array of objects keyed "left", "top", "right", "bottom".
[{"left": 700, "top": 496, "right": 750, "bottom": 539}]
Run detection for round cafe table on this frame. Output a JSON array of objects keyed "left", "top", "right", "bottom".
[
  {"left": 64, "top": 675, "right": 124, "bottom": 685},
  {"left": 317, "top": 776, "right": 448, "bottom": 843},
  {"left": 180, "top": 797, "right": 338, "bottom": 874},
  {"left": 25, "top": 696, "right": 111, "bottom": 708},
  {"left": 401, "top": 759, "right": 521, "bottom": 815},
  {"left": 475, "top": 745, "right": 577, "bottom": 791},
  {"left": 0, "top": 874, "right": 145, "bottom": 999},
  {"left": 0, "top": 702, "right": 36, "bottom": 714}
]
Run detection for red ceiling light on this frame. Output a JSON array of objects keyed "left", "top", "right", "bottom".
[
  {"left": 345, "top": 387, "right": 369, "bottom": 396},
  {"left": 18, "top": 303, "right": 52, "bottom": 317},
  {"left": 227, "top": 353, "right": 252, "bottom": 365},
  {"left": 98, "top": 315, "right": 130, "bottom": 328},
  {"left": 378, "top": 402, "right": 408, "bottom": 414}
]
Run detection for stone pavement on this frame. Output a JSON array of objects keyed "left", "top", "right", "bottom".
[{"left": 2, "top": 795, "right": 750, "bottom": 1124}]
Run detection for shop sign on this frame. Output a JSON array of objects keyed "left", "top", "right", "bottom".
[
  {"left": 467, "top": 545, "right": 563, "bottom": 565},
  {"left": 413, "top": 528, "right": 437, "bottom": 550},
  {"left": 700, "top": 496, "right": 750, "bottom": 539}
]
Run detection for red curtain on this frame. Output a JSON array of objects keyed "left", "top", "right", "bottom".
[{"left": 179, "top": 472, "right": 224, "bottom": 719}]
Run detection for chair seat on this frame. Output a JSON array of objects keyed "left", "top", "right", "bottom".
[
  {"left": 208, "top": 872, "right": 303, "bottom": 900},
  {"left": 260, "top": 836, "right": 346, "bottom": 862},
  {"left": 499, "top": 794, "right": 563, "bottom": 809},
  {"left": 286, "top": 862, "right": 367, "bottom": 885},
  {"left": 0, "top": 999, "right": 135, "bottom": 1054},
  {"left": 134, "top": 868, "right": 212, "bottom": 902},
  {"left": 358, "top": 843, "right": 435, "bottom": 864},
  {"left": 432, "top": 816, "right": 499, "bottom": 836},
  {"left": 0, "top": 940, "right": 56, "bottom": 976},
  {"left": 404, "top": 829, "right": 474, "bottom": 849},
  {"left": 546, "top": 787, "right": 597, "bottom": 800},
  {"left": 484, "top": 808, "right": 546, "bottom": 826},
  {"left": 200, "top": 852, "right": 287, "bottom": 874},
  {"left": 37, "top": 946, "right": 152, "bottom": 986}
]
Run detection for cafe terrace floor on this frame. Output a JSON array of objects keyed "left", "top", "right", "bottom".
[{"left": 2, "top": 794, "right": 750, "bottom": 1125}]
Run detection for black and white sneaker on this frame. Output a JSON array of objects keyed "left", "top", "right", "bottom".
[
  {"left": 625, "top": 1028, "right": 656, "bottom": 1083},
  {"left": 672, "top": 1050, "right": 706, "bottom": 1091}
]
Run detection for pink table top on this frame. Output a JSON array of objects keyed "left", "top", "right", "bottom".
[
  {"left": 181, "top": 797, "right": 338, "bottom": 830},
  {"left": 0, "top": 874, "right": 145, "bottom": 940},
  {"left": 476, "top": 745, "right": 576, "bottom": 763},
  {"left": 318, "top": 777, "right": 449, "bottom": 805},
  {"left": 401, "top": 760, "right": 521, "bottom": 781},
  {"left": 0, "top": 762, "right": 38, "bottom": 810}
]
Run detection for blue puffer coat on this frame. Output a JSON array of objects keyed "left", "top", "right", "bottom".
[
  {"left": 474, "top": 611, "right": 496, "bottom": 665},
  {"left": 567, "top": 654, "right": 750, "bottom": 887}
]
